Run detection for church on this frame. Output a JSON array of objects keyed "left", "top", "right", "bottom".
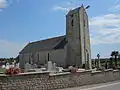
[{"left": 19, "top": 5, "right": 92, "bottom": 69}]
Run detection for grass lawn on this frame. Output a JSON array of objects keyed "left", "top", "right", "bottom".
[{"left": 0, "top": 68, "right": 5, "bottom": 74}]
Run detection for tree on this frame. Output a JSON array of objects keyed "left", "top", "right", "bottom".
[
  {"left": 118, "top": 54, "right": 120, "bottom": 66},
  {"left": 111, "top": 51, "right": 119, "bottom": 67}
]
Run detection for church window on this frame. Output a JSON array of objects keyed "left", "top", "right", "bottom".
[
  {"left": 84, "top": 19, "right": 85, "bottom": 26},
  {"left": 48, "top": 53, "right": 50, "bottom": 61},
  {"left": 71, "top": 14, "right": 73, "bottom": 17},
  {"left": 71, "top": 19, "right": 74, "bottom": 26}
]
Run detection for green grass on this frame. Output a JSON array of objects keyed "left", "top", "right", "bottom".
[{"left": 0, "top": 68, "right": 5, "bottom": 74}]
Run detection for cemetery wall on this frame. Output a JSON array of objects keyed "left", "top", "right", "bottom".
[{"left": 0, "top": 70, "right": 120, "bottom": 90}]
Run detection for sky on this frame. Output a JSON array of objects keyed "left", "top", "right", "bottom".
[{"left": 0, "top": 0, "right": 120, "bottom": 59}]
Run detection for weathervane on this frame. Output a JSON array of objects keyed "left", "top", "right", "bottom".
[{"left": 85, "top": 5, "right": 90, "bottom": 9}]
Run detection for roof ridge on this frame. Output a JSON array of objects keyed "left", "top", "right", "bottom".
[{"left": 29, "top": 35, "right": 66, "bottom": 44}]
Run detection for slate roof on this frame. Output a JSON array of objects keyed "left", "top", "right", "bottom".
[{"left": 20, "top": 35, "right": 67, "bottom": 54}]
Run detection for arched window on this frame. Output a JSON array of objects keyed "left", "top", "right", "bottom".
[
  {"left": 71, "top": 19, "right": 74, "bottom": 26},
  {"left": 48, "top": 53, "right": 50, "bottom": 61},
  {"left": 71, "top": 14, "right": 73, "bottom": 17}
]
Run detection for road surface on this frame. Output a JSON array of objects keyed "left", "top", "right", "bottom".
[{"left": 58, "top": 80, "right": 120, "bottom": 90}]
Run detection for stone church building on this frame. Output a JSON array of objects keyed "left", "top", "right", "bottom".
[{"left": 19, "top": 5, "right": 91, "bottom": 69}]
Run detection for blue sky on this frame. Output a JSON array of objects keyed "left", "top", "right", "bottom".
[{"left": 0, "top": 0, "right": 120, "bottom": 59}]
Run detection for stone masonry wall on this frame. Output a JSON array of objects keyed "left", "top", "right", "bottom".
[{"left": 0, "top": 70, "right": 120, "bottom": 90}]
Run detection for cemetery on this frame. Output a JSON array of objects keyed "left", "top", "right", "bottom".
[
  {"left": 0, "top": 61, "right": 120, "bottom": 90},
  {"left": 0, "top": 59, "right": 119, "bottom": 90}
]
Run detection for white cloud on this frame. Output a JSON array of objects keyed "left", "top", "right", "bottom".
[
  {"left": 90, "top": 14, "right": 120, "bottom": 45},
  {"left": 52, "top": 5, "right": 69, "bottom": 12},
  {"left": 0, "top": 0, "right": 19, "bottom": 10},
  {"left": 109, "top": 4, "right": 120, "bottom": 11},
  {"left": 109, "top": 0, "right": 120, "bottom": 12},
  {"left": 67, "top": 2, "right": 71, "bottom": 5},
  {"left": 52, "top": 5, "right": 75, "bottom": 12},
  {"left": 0, "top": 0, "right": 8, "bottom": 8},
  {"left": 114, "top": 4, "right": 120, "bottom": 10},
  {"left": 52, "top": 1, "right": 80, "bottom": 12},
  {"left": 0, "top": 40, "right": 25, "bottom": 58}
]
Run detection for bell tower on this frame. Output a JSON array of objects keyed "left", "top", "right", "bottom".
[{"left": 65, "top": 5, "right": 91, "bottom": 69}]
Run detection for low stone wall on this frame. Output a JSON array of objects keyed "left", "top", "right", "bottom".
[{"left": 0, "top": 70, "right": 120, "bottom": 90}]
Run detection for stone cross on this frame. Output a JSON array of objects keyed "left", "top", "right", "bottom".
[
  {"left": 25, "top": 63, "right": 32, "bottom": 71},
  {"left": 47, "top": 61, "right": 52, "bottom": 71}
]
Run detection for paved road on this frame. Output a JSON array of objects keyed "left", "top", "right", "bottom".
[{"left": 58, "top": 80, "right": 120, "bottom": 90}]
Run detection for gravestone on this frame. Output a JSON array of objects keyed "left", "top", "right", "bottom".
[
  {"left": 15, "top": 63, "right": 20, "bottom": 68},
  {"left": 2, "top": 65, "right": 5, "bottom": 68},
  {"left": 5, "top": 63, "right": 10, "bottom": 69},
  {"left": 11, "top": 62, "right": 15, "bottom": 67},
  {"left": 47, "top": 61, "right": 59, "bottom": 72},
  {"left": 25, "top": 63, "right": 32, "bottom": 71},
  {"left": 56, "top": 67, "right": 63, "bottom": 72},
  {"left": 47, "top": 61, "right": 52, "bottom": 71},
  {"left": 52, "top": 63, "right": 57, "bottom": 71},
  {"left": 32, "top": 64, "right": 37, "bottom": 69}
]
